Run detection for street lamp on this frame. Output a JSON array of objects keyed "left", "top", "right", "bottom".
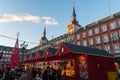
[{"left": 20, "top": 41, "right": 28, "bottom": 66}]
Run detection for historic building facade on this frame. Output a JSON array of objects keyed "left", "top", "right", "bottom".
[
  {"left": 0, "top": 45, "right": 13, "bottom": 64},
  {"left": 0, "top": 45, "right": 23, "bottom": 65},
  {"left": 27, "top": 5, "right": 79, "bottom": 54},
  {"left": 27, "top": 6, "right": 120, "bottom": 59},
  {"left": 74, "top": 13, "right": 120, "bottom": 57}
]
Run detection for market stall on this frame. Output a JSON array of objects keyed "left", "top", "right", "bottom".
[{"left": 24, "top": 42, "right": 116, "bottom": 80}]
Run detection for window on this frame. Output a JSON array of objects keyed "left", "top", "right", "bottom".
[
  {"left": 77, "top": 41, "right": 80, "bottom": 45},
  {"left": 110, "top": 32, "right": 118, "bottom": 41},
  {"left": 71, "top": 35, "right": 74, "bottom": 40},
  {"left": 70, "top": 29, "right": 73, "bottom": 33},
  {"left": 77, "top": 34, "right": 80, "bottom": 40},
  {"left": 88, "top": 29, "right": 92, "bottom": 36},
  {"left": 103, "top": 34, "right": 109, "bottom": 42},
  {"left": 118, "top": 20, "right": 120, "bottom": 27},
  {"left": 82, "top": 32, "right": 86, "bottom": 38},
  {"left": 102, "top": 25, "right": 107, "bottom": 32},
  {"left": 113, "top": 44, "right": 119, "bottom": 52},
  {"left": 94, "top": 27, "right": 99, "bottom": 34},
  {"left": 88, "top": 38, "right": 93, "bottom": 45},
  {"left": 83, "top": 40, "right": 87, "bottom": 46},
  {"left": 104, "top": 45, "right": 110, "bottom": 52},
  {"left": 110, "top": 22, "right": 117, "bottom": 30},
  {"left": 62, "top": 47, "right": 64, "bottom": 52},
  {"left": 95, "top": 36, "right": 101, "bottom": 44}
]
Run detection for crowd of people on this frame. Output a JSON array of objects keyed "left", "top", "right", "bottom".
[{"left": 0, "top": 66, "right": 67, "bottom": 80}]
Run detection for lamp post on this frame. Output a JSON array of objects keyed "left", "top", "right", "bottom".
[{"left": 20, "top": 41, "right": 28, "bottom": 66}]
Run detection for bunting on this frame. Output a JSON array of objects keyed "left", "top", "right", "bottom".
[{"left": 9, "top": 38, "right": 20, "bottom": 68}]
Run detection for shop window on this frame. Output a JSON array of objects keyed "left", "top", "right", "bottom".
[
  {"left": 88, "top": 29, "right": 92, "bottom": 36},
  {"left": 103, "top": 34, "right": 109, "bottom": 42},
  {"left": 102, "top": 25, "right": 107, "bottom": 32},
  {"left": 94, "top": 27, "right": 99, "bottom": 34},
  {"left": 88, "top": 38, "right": 93, "bottom": 45},
  {"left": 77, "top": 34, "right": 80, "bottom": 40},
  {"left": 110, "top": 22, "right": 117, "bottom": 30},
  {"left": 95, "top": 36, "right": 101, "bottom": 44},
  {"left": 83, "top": 40, "right": 87, "bottom": 46},
  {"left": 110, "top": 32, "right": 118, "bottom": 41},
  {"left": 82, "top": 32, "right": 86, "bottom": 38}
]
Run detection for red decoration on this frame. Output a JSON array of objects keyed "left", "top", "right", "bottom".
[
  {"left": 79, "top": 56, "right": 87, "bottom": 61},
  {"left": 8, "top": 38, "right": 20, "bottom": 68}
]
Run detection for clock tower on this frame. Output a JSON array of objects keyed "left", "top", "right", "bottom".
[{"left": 67, "top": 4, "right": 81, "bottom": 33}]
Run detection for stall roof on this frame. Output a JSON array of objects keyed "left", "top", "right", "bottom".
[
  {"left": 63, "top": 42, "right": 113, "bottom": 57},
  {"left": 32, "top": 52, "right": 36, "bottom": 58},
  {"left": 43, "top": 47, "right": 57, "bottom": 57},
  {"left": 26, "top": 54, "right": 30, "bottom": 59},
  {"left": 47, "top": 47, "right": 57, "bottom": 55},
  {"left": 39, "top": 50, "right": 44, "bottom": 56}
]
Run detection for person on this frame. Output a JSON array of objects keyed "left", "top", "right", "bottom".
[
  {"left": 42, "top": 66, "right": 50, "bottom": 80},
  {"left": 18, "top": 69, "right": 28, "bottom": 80},
  {"left": 62, "top": 71, "right": 66, "bottom": 80},
  {"left": 0, "top": 67, "right": 4, "bottom": 79},
  {"left": 117, "top": 66, "right": 120, "bottom": 80},
  {"left": 25, "top": 66, "right": 31, "bottom": 80}
]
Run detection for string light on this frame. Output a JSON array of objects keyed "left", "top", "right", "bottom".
[{"left": 0, "top": 34, "right": 39, "bottom": 45}]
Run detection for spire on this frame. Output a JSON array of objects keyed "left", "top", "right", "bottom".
[
  {"left": 43, "top": 25, "right": 46, "bottom": 37},
  {"left": 39, "top": 25, "right": 48, "bottom": 44},
  {"left": 71, "top": 1, "right": 78, "bottom": 24}
]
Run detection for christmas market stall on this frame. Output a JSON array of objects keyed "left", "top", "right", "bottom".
[
  {"left": 24, "top": 42, "right": 116, "bottom": 80},
  {"left": 24, "top": 50, "right": 44, "bottom": 69}
]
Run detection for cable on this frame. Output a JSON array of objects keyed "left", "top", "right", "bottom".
[{"left": 0, "top": 34, "right": 39, "bottom": 45}]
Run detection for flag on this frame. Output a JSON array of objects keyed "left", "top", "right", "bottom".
[
  {"left": 0, "top": 51, "right": 3, "bottom": 59},
  {"left": 9, "top": 38, "right": 20, "bottom": 68}
]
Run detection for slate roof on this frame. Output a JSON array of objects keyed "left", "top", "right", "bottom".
[
  {"left": 48, "top": 47, "right": 57, "bottom": 55},
  {"left": 64, "top": 42, "right": 113, "bottom": 57},
  {"left": 25, "top": 54, "right": 30, "bottom": 59},
  {"left": 0, "top": 45, "right": 13, "bottom": 51},
  {"left": 39, "top": 50, "right": 44, "bottom": 56},
  {"left": 32, "top": 52, "right": 36, "bottom": 58}
]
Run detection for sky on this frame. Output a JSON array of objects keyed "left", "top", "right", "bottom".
[{"left": 0, "top": 0, "right": 120, "bottom": 49}]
